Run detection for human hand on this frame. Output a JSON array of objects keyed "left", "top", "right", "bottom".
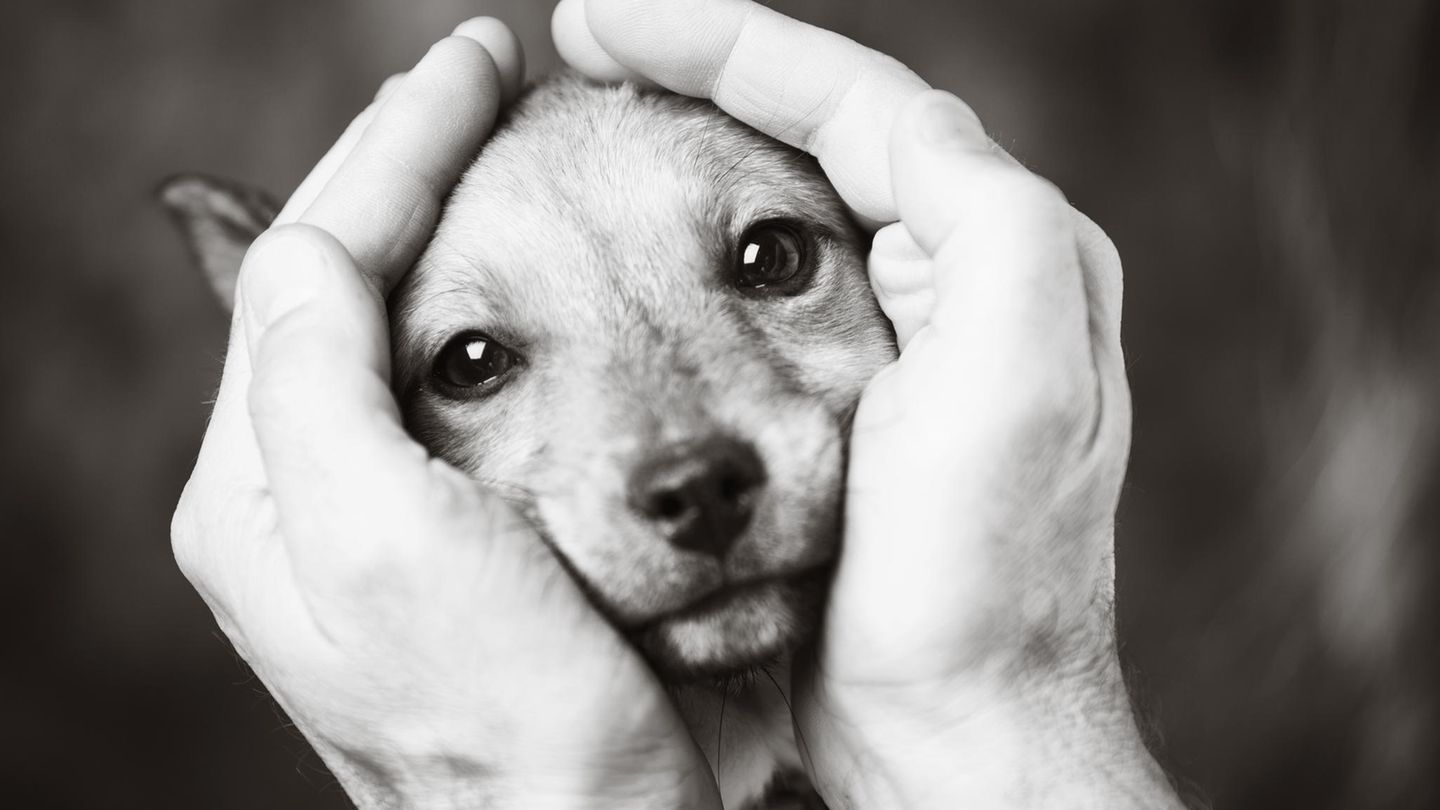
[
  {"left": 170, "top": 19, "right": 720, "bottom": 810},
  {"left": 554, "top": 1, "right": 1181, "bottom": 807}
]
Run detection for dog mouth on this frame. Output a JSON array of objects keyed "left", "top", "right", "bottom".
[
  {"left": 519, "top": 498, "right": 839, "bottom": 684},
  {"left": 629, "top": 565, "right": 832, "bottom": 683}
]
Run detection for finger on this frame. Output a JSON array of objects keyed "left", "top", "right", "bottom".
[
  {"left": 551, "top": 0, "right": 645, "bottom": 83},
  {"left": 1072, "top": 209, "right": 1124, "bottom": 352},
  {"left": 300, "top": 34, "right": 503, "bottom": 293},
  {"left": 867, "top": 222, "right": 934, "bottom": 351},
  {"left": 557, "top": 0, "right": 945, "bottom": 223},
  {"left": 273, "top": 76, "right": 401, "bottom": 224},
  {"left": 1071, "top": 207, "right": 1131, "bottom": 478},
  {"left": 173, "top": 322, "right": 286, "bottom": 633},
  {"left": 453, "top": 16, "right": 527, "bottom": 104},
  {"left": 192, "top": 29, "right": 500, "bottom": 492},
  {"left": 239, "top": 226, "right": 443, "bottom": 566},
  {"left": 176, "top": 26, "right": 512, "bottom": 627},
  {"left": 889, "top": 90, "right": 1093, "bottom": 420},
  {"left": 184, "top": 57, "right": 421, "bottom": 514},
  {"left": 274, "top": 15, "right": 518, "bottom": 224}
]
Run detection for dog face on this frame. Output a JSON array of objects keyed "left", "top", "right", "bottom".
[{"left": 163, "top": 74, "right": 896, "bottom": 682}]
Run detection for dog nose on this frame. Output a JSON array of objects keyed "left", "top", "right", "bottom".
[{"left": 628, "top": 436, "right": 766, "bottom": 559}]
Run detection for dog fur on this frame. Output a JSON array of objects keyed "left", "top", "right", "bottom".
[{"left": 162, "top": 72, "right": 898, "bottom": 809}]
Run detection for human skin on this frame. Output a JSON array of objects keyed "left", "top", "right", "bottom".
[
  {"left": 170, "top": 18, "right": 723, "bottom": 810},
  {"left": 173, "top": 4, "right": 1184, "bottom": 809},
  {"left": 553, "top": 0, "right": 1184, "bottom": 807}
]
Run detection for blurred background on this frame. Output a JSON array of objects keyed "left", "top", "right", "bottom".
[{"left": 2, "top": 1, "right": 1436, "bottom": 807}]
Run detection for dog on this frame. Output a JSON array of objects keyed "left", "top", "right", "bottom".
[{"left": 161, "top": 72, "right": 898, "bottom": 809}]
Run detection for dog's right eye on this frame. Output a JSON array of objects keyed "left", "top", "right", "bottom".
[
  {"left": 733, "top": 220, "right": 811, "bottom": 295},
  {"left": 432, "top": 333, "right": 520, "bottom": 395}
]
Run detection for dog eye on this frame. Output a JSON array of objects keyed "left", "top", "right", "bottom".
[
  {"left": 433, "top": 333, "right": 519, "bottom": 394},
  {"left": 735, "top": 221, "right": 807, "bottom": 292}
]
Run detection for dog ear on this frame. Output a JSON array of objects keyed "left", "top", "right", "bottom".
[{"left": 157, "top": 174, "right": 281, "bottom": 312}]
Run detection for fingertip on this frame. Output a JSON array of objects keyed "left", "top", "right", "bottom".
[
  {"left": 452, "top": 16, "right": 526, "bottom": 104},
  {"left": 239, "top": 224, "right": 348, "bottom": 333},
  {"left": 890, "top": 91, "right": 1023, "bottom": 254},
  {"left": 243, "top": 225, "right": 392, "bottom": 423},
  {"left": 868, "top": 222, "right": 935, "bottom": 351},
  {"left": 299, "top": 33, "right": 503, "bottom": 287},
  {"left": 892, "top": 90, "right": 987, "bottom": 154},
  {"left": 392, "top": 34, "right": 506, "bottom": 135},
  {"left": 428, "top": 34, "right": 505, "bottom": 104},
  {"left": 374, "top": 72, "right": 407, "bottom": 104},
  {"left": 552, "top": 0, "right": 647, "bottom": 83}
]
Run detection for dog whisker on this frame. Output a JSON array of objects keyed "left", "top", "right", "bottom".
[{"left": 166, "top": 71, "right": 897, "bottom": 810}]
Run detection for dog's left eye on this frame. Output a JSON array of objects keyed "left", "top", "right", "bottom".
[
  {"left": 734, "top": 221, "right": 808, "bottom": 293},
  {"left": 433, "top": 333, "right": 519, "bottom": 395}
]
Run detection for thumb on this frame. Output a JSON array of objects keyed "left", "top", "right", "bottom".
[
  {"left": 885, "top": 90, "right": 1093, "bottom": 433},
  {"left": 239, "top": 225, "right": 448, "bottom": 573}
]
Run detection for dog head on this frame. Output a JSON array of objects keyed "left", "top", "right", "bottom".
[{"left": 162, "top": 73, "right": 896, "bottom": 681}]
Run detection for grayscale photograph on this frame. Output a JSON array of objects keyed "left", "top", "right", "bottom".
[{"left": 1, "top": 1, "right": 1435, "bottom": 808}]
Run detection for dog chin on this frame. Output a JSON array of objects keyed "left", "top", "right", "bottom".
[{"left": 633, "top": 568, "right": 829, "bottom": 684}]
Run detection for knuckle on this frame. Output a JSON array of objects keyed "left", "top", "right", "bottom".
[
  {"left": 169, "top": 489, "right": 204, "bottom": 583},
  {"left": 169, "top": 469, "right": 233, "bottom": 585},
  {"left": 169, "top": 475, "right": 245, "bottom": 616},
  {"left": 1075, "top": 210, "right": 1120, "bottom": 267}
]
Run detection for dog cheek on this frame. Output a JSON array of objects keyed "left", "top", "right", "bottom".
[
  {"left": 532, "top": 436, "right": 721, "bottom": 624},
  {"left": 737, "top": 404, "right": 846, "bottom": 576}
]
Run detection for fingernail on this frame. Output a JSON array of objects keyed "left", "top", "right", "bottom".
[
  {"left": 919, "top": 91, "right": 987, "bottom": 149},
  {"left": 243, "top": 227, "right": 329, "bottom": 330}
]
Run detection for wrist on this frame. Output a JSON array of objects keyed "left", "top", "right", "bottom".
[
  {"left": 809, "top": 649, "right": 1181, "bottom": 810},
  {"left": 316, "top": 731, "right": 719, "bottom": 810},
  {"left": 500, "top": 754, "right": 720, "bottom": 810},
  {"left": 311, "top": 738, "right": 489, "bottom": 810}
]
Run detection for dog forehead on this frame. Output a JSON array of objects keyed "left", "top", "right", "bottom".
[
  {"left": 439, "top": 80, "right": 736, "bottom": 263},
  {"left": 391, "top": 74, "right": 852, "bottom": 377},
  {"left": 413, "top": 76, "right": 816, "bottom": 296}
]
